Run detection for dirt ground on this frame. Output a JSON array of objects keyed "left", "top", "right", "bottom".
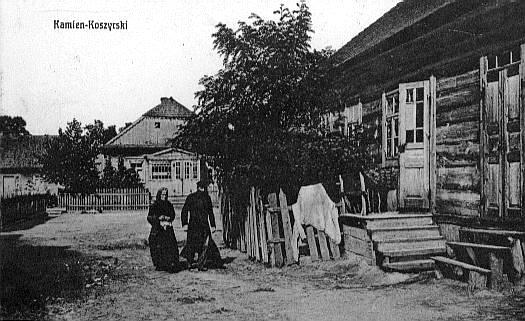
[{"left": 1, "top": 209, "right": 524, "bottom": 321}]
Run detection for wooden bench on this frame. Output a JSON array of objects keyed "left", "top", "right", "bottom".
[
  {"left": 431, "top": 256, "right": 490, "bottom": 291},
  {"left": 446, "top": 241, "right": 512, "bottom": 290}
]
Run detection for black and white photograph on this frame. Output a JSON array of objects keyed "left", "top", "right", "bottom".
[{"left": 1, "top": 0, "right": 525, "bottom": 320}]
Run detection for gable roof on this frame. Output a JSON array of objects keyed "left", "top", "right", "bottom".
[
  {"left": 104, "top": 97, "right": 194, "bottom": 147},
  {"left": 148, "top": 147, "right": 196, "bottom": 158},
  {"left": 143, "top": 97, "right": 194, "bottom": 119},
  {"left": 329, "top": 0, "right": 457, "bottom": 67},
  {"left": 0, "top": 135, "right": 56, "bottom": 171}
]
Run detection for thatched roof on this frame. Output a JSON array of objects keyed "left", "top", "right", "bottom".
[{"left": 0, "top": 135, "right": 56, "bottom": 173}]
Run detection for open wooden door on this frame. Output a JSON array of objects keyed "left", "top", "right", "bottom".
[
  {"left": 398, "top": 81, "right": 431, "bottom": 210},
  {"left": 480, "top": 45, "right": 524, "bottom": 219}
]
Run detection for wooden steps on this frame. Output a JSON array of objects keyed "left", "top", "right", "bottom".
[
  {"left": 369, "top": 225, "right": 441, "bottom": 241},
  {"left": 370, "top": 213, "right": 445, "bottom": 271},
  {"left": 376, "top": 236, "right": 445, "bottom": 252},
  {"left": 342, "top": 212, "right": 445, "bottom": 272},
  {"left": 383, "top": 259, "right": 435, "bottom": 272}
]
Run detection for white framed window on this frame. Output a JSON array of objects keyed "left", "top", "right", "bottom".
[
  {"left": 175, "top": 161, "right": 181, "bottom": 179},
  {"left": 192, "top": 161, "right": 198, "bottom": 179},
  {"left": 383, "top": 91, "right": 400, "bottom": 162},
  {"left": 404, "top": 87, "right": 425, "bottom": 144},
  {"left": 344, "top": 102, "right": 362, "bottom": 138},
  {"left": 184, "top": 161, "right": 191, "bottom": 179},
  {"left": 151, "top": 162, "right": 171, "bottom": 180}
]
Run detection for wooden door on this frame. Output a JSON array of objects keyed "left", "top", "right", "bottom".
[
  {"left": 480, "top": 46, "right": 524, "bottom": 219},
  {"left": 173, "top": 161, "right": 183, "bottom": 195},
  {"left": 398, "top": 81, "right": 431, "bottom": 210}
]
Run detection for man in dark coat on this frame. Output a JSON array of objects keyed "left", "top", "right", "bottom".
[{"left": 180, "top": 181, "right": 222, "bottom": 271}]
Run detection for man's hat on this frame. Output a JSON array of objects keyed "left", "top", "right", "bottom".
[{"left": 197, "top": 180, "right": 209, "bottom": 188}]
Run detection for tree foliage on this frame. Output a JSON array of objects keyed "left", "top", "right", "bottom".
[
  {"left": 101, "top": 157, "right": 142, "bottom": 189},
  {"left": 40, "top": 119, "right": 126, "bottom": 193},
  {"left": 0, "top": 115, "right": 30, "bottom": 136},
  {"left": 40, "top": 119, "right": 100, "bottom": 193},
  {"left": 175, "top": 2, "right": 370, "bottom": 200}
]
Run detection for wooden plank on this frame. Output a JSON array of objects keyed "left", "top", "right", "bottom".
[
  {"left": 521, "top": 43, "right": 525, "bottom": 219},
  {"left": 468, "top": 271, "right": 488, "bottom": 292},
  {"left": 447, "top": 241, "right": 511, "bottom": 252},
  {"left": 431, "top": 256, "right": 491, "bottom": 274},
  {"left": 305, "top": 226, "right": 319, "bottom": 262},
  {"left": 435, "top": 189, "right": 480, "bottom": 216},
  {"left": 436, "top": 83, "right": 479, "bottom": 112},
  {"left": 460, "top": 227, "right": 525, "bottom": 237},
  {"left": 436, "top": 121, "right": 478, "bottom": 145},
  {"left": 251, "top": 188, "right": 260, "bottom": 262},
  {"left": 510, "top": 238, "right": 525, "bottom": 279},
  {"left": 257, "top": 191, "right": 268, "bottom": 264},
  {"left": 268, "top": 193, "right": 283, "bottom": 267},
  {"left": 436, "top": 166, "right": 480, "bottom": 192},
  {"left": 265, "top": 208, "right": 275, "bottom": 266},
  {"left": 278, "top": 189, "right": 295, "bottom": 265},
  {"left": 430, "top": 76, "right": 438, "bottom": 215},
  {"left": 330, "top": 240, "right": 340, "bottom": 259},
  {"left": 317, "top": 230, "right": 331, "bottom": 261},
  {"left": 489, "top": 252, "right": 504, "bottom": 290},
  {"left": 499, "top": 69, "right": 507, "bottom": 219},
  {"left": 436, "top": 102, "right": 479, "bottom": 126}
]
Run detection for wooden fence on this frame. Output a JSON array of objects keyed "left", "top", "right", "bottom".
[
  {"left": 58, "top": 188, "right": 150, "bottom": 212},
  {"left": 1, "top": 193, "right": 55, "bottom": 228},
  {"left": 223, "top": 186, "right": 341, "bottom": 267}
]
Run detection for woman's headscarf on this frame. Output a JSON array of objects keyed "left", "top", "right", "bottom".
[{"left": 155, "top": 187, "right": 168, "bottom": 202}]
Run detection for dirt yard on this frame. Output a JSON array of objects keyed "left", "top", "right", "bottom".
[{"left": 1, "top": 209, "right": 524, "bottom": 321}]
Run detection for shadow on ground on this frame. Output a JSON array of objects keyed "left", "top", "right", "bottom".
[
  {"left": 0, "top": 234, "right": 115, "bottom": 320},
  {"left": 1, "top": 214, "right": 53, "bottom": 233}
]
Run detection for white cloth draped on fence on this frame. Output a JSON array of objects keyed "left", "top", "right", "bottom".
[{"left": 291, "top": 183, "right": 341, "bottom": 261}]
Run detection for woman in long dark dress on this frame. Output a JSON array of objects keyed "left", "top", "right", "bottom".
[{"left": 147, "top": 187, "right": 180, "bottom": 272}]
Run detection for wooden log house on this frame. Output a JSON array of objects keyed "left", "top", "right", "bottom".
[{"left": 326, "top": 0, "right": 525, "bottom": 277}]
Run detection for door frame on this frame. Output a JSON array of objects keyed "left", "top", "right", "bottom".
[{"left": 397, "top": 78, "right": 436, "bottom": 211}]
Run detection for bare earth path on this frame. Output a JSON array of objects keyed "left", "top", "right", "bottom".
[{"left": 1, "top": 210, "right": 524, "bottom": 321}]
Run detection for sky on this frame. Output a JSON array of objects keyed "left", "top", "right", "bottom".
[{"left": 0, "top": 0, "right": 401, "bottom": 135}]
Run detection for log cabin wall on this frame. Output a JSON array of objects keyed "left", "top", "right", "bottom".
[{"left": 435, "top": 70, "right": 481, "bottom": 219}]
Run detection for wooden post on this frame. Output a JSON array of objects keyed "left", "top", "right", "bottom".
[
  {"left": 268, "top": 193, "right": 284, "bottom": 267},
  {"left": 509, "top": 237, "right": 525, "bottom": 281},
  {"left": 480, "top": 55, "right": 488, "bottom": 217},
  {"left": 257, "top": 189, "right": 268, "bottom": 264},
  {"left": 306, "top": 226, "right": 319, "bottom": 262},
  {"left": 265, "top": 207, "right": 275, "bottom": 266},
  {"left": 429, "top": 75, "right": 437, "bottom": 214},
  {"left": 278, "top": 189, "right": 295, "bottom": 265},
  {"left": 468, "top": 271, "right": 487, "bottom": 293},
  {"left": 317, "top": 230, "right": 331, "bottom": 261},
  {"left": 489, "top": 252, "right": 504, "bottom": 290}
]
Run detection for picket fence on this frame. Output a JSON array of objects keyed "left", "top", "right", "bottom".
[
  {"left": 58, "top": 188, "right": 150, "bottom": 212},
  {"left": 0, "top": 193, "right": 54, "bottom": 228}
]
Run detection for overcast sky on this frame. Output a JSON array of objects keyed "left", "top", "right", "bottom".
[{"left": 0, "top": 0, "right": 401, "bottom": 135}]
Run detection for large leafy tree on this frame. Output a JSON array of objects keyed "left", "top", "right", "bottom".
[
  {"left": 0, "top": 115, "right": 30, "bottom": 136},
  {"left": 40, "top": 119, "right": 100, "bottom": 193},
  {"left": 40, "top": 119, "right": 122, "bottom": 193},
  {"left": 175, "top": 2, "right": 370, "bottom": 199}
]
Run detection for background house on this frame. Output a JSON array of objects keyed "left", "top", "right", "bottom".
[
  {"left": 101, "top": 97, "right": 213, "bottom": 202},
  {"left": 0, "top": 134, "right": 59, "bottom": 197}
]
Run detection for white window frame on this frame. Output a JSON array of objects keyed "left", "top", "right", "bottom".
[
  {"left": 151, "top": 161, "right": 171, "bottom": 180},
  {"left": 382, "top": 90, "right": 400, "bottom": 166}
]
